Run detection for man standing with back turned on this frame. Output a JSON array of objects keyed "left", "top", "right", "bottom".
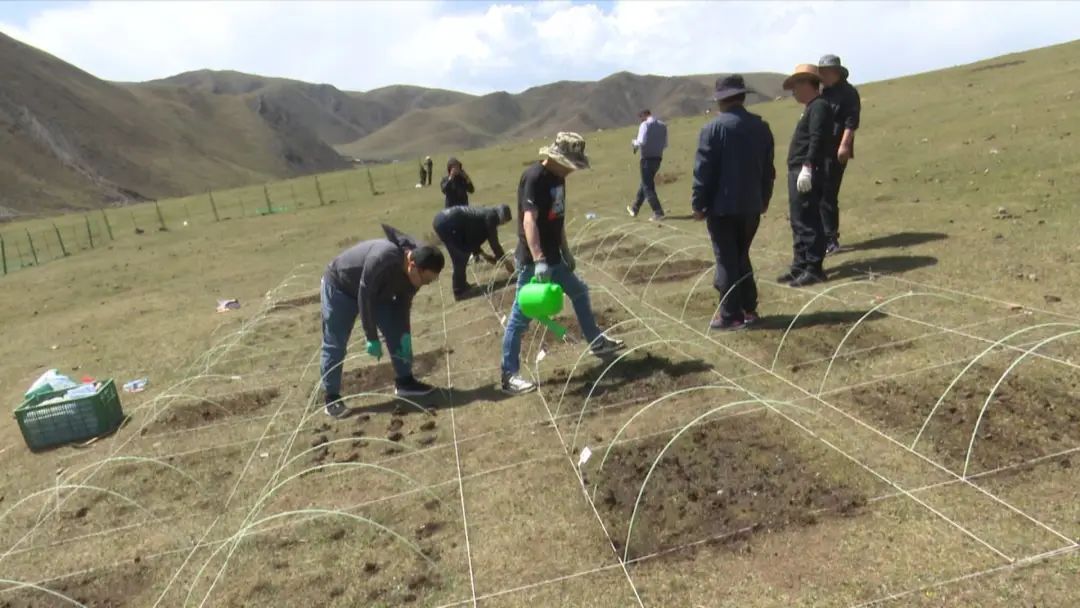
[
  {"left": 779, "top": 64, "right": 834, "bottom": 287},
  {"left": 626, "top": 109, "right": 668, "bottom": 221},
  {"left": 500, "top": 132, "right": 625, "bottom": 395},
  {"left": 691, "top": 75, "right": 775, "bottom": 331}
]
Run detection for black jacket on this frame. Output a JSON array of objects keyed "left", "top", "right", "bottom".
[
  {"left": 433, "top": 206, "right": 505, "bottom": 259},
  {"left": 787, "top": 96, "right": 835, "bottom": 169},
  {"left": 822, "top": 80, "right": 861, "bottom": 158},
  {"left": 691, "top": 106, "right": 775, "bottom": 216},
  {"left": 440, "top": 174, "right": 474, "bottom": 207}
]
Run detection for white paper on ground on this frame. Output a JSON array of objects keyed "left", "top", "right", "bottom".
[{"left": 578, "top": 446, "right": 592, "bottom": 467}]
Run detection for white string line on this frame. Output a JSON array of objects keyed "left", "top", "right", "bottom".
[
  {"left": 0, "top": 275, "right": 304, "bottom": 564},
  {"left": 877, "top": 273, "right": 1080, "bottom": 324},
  {"left": 586, "top": 273, "right": 1020, "bottom": 561},
  {"left": 607, "top": 272, "right": 1078, "bottom": 551},
  {"left": 593, "top": 285, "right": 1020, "bottom": 563},
  {"left": 439, "top": 280, "right": 478, "bottom": 607},
  {"left": 471, "top": 271, "right": 646, "bottom": 608},
  {"left": 848, "top": 543, "right": 1080, "bottom": 607},
  {"left": 612, "top": 221, "right": 1080, "bottom": 372},
  {"left": 0, "top": 407, "right": 762, "bottom": 599},
  {"left": 6, "top": 408, "right": 1072, "bottom": 599},
  {"left": 0, "top": 313, "right": 1058, "bottom": 561},
  {"left": 582, "top": 250, "right": 1078, "bottom": 547}
]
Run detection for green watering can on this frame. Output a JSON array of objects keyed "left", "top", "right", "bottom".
[{"left": 517, "top": 278, "right": 568, "bottom": 338}]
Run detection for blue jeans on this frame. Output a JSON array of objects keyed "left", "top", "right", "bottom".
[
  {"left": 633, "top": 157, "right": 664, "bottom": 215},
  {"left": 500, "top": 263, "right": 602, "bottom": 375},
  {"left": 320, "top": 278, "right": 411, "bottom": 396}
]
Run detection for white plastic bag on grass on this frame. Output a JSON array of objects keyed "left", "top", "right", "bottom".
[{"left": 25, "top": 369, "right": 76, "bottom": 399}]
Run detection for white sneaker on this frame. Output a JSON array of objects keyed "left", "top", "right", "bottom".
[
  {"left": 648, "top": 214, "right": 666, "bottom": 222},
  {"left": 626, "top": 205, "right": 638, "bottom": 218},
  {"left": 501, "top": 373, "right": 536, "bottom": 395}
]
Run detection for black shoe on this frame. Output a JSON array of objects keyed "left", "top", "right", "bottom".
[
  {"left": 324, "top": 394, "right": 348, "bottom": 419},
  {"left": 395, "top": 376, "right": 437, "bottom": 397},
  {"left": 825, "top": 240, "right": 841, "bottom": 255},
  {"left": 709, "top": 315, "right": 747, "bottom": 331},
  {"left": 743, "top": 311, "right": 760, "bottom": 325},
  {"left": 776, "top": 270, "right": 797, "bottom": 283},
  {"left": 453, "top": 285, "right": 478, "bottom": 301},
  {"left": 788, "top": 270, "right": 827, "bottom": 288}
]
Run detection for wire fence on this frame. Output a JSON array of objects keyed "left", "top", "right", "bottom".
[{"left": 0, "top": 163, "right": 419, "bottom": 277}]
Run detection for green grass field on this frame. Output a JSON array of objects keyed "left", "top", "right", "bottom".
[{"left": 0, "top": 41, "right": 1078, "bottom": 607}]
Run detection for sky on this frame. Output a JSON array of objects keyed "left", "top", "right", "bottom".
[{"left": 1, "top": 1, "right": 1078, "bottom": 94}]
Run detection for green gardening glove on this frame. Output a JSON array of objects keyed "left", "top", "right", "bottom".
[
  {"left": 366, "top": 339, "right": 383, "bottom": 360},
  {"left": 399, "top": 333, "right": 413, "bottom": 363}
]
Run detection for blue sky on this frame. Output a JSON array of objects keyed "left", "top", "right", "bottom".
[{"left": 1, "top": 1, "right": 1078, "bottom": 94}]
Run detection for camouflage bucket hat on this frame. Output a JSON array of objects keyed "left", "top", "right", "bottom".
[{"left": 539, "top": 132, "right": 590, "bottom": 171}]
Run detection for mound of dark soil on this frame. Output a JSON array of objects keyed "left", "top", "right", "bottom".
[{"left": 588, "top": 413, "right": 868, "bottom": 560}]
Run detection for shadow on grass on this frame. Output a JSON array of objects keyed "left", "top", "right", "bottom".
[
  {"left": 752, "top": 309, "right": 887, "bottom": 331},
  {"left": 827, "top": 255, "right": 938, "bottom": 281},
  {"left": 557, "top": 352, "right": 714, "bottom": 399},
  {"left": 846, "top": 232, "right": 948, "bottom": 252},
  {"left": 343, "top": 383, "right": 511, "bottom": 417}
]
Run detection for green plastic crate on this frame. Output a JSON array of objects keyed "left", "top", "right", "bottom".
[{"left": 14, "top": 379, "right": 124, "bottom": 451}]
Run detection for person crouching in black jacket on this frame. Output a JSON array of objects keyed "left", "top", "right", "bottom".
[{"left": 432, "top": 204, "right": 514, "bottom": 300}]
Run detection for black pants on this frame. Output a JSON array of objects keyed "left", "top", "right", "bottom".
[
  {"left": 821, "top": 157, "right": 846, "bottom": 241},
  {"left": 706, "top": 214, "right": 760, "bottom": 322},
  {"left": 787, "top": 168, "right": 826, "bottom": 274},
  {"left": 426, "top": 166, "right": 433, "bottom": 186},
  {"left": 633, "top": 157, "right": 664, "bottom": 215},
  {"left": 432, "top": 218, "right": 471, "bottom": 294}
]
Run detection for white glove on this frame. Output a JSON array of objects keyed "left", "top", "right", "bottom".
[{"left": 797, "top": 165, "right": 813, "bottom": 193}]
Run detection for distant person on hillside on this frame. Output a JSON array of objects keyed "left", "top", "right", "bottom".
[
  {"left": 626, "top": 109, "right": 668, "bottom": 221},
  {"left": 424, "top": 156, "right": 434, "bottom": 186},
  {"left": 691, "top": 75, "right": 776, "bottom": 331},
  {"left": 500, "top": 132, "right": 625, "bottom": 395},
  {"left": 418, "top": 161, "right": 428, "bottom": 187},
  {"left": 320, "top": 225, "right": 445, "bottom": 418},
  {"left": 440, "top": 157, "right": 474, "bottom": 207},
  {"left": 433, "top": 204, "right": 515, "bottom": 300},
  {"left": 818, "top": 54, "right": 862, "bottom": 254},
  {"left": 779, "top": 64, "right": 835, "bottom": 287}
]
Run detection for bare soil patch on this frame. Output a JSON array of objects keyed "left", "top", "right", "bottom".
[
  {"left": 587, "top": 413, "right": 870, "bottom": 559},
  {"left": 838, "top": 363, "right": 1080, "bottom": 473},
  {"left": 149, "top": 387, "right": 281, "bottom": 430},
  {"left": 621, "top": 258, "right": 714, "bottom": 285}
]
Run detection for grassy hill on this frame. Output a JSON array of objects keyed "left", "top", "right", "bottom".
[
  {"left": 337, "top": 72, "right": 785, "bottom": 160},
  {"left": 0, "top": 38, "right": 1079, "bottom": 608},
  {"left": 0, "top": 33, "right": 350, "bottom": 218},
  {"left": 0, "top": 28, "right": 783, "bottom": 218}
]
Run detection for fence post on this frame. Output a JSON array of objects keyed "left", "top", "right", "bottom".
[
  {"left": 53, "top": 224, "right": 69, "bottom": 257},
  {"left": 343, "top": 172, "right": 352, "bottom": 200},
  {"left": 208, "top": 190, "right": 220, "bottom": 222},
  {"left": 263, "top": 184, "right": 273, "bottom": 215},
  {"left": 130, "top": 210, "right": 140, "bottom": 233},
  {"left": 1, "top": 234, "right": 7, "bottom": 275},
  {"left": 154, "top": 201, "right": 167, "bottom": 231},
  {"left": 239, "top": 194, "right": 247, "bottom": 217},
  {"left": 26, "top": 230, "right": 39, "bottom": 265},
  {"left": 101, "top": 209, "right": 114, "bottom": 240},
  {"left": 366, "top": 168, "right": 377, "bottom": 197},
  {"left": 315, "top": 176, "right": 326, "bottom": 206},
  {"left": 85, "top": 215, "right": 95, "bottom": 249}
]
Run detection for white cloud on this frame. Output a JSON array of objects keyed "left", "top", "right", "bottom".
[{"left": 1, "top": 1, "right": 1078, "bottom": 94}]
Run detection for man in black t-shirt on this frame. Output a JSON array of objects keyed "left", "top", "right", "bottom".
[
  {"left": 780, "top": 64, "right": 835, "bottom": 287},
  {"left": 500, "top": 132, "right": 625, "bottom": 395},
  {"left": 818, "top": 54, "right": 861, "bottom": 254}
]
